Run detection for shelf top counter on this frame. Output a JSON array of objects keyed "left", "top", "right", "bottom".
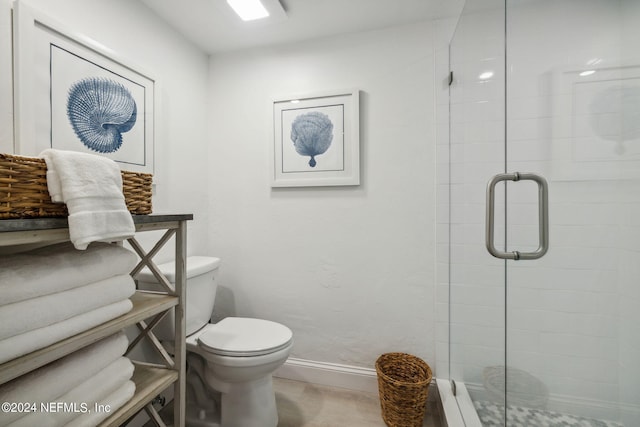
[
  {"left": 0, "top": 214, "right": 193, "bottom": 247},
  {"left": 0, "top": 214, "right": 193, "bottom": 232}
]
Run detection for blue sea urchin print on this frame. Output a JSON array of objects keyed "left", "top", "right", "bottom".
[
  {"left": 290, "top": 111, "right": 333, "bottom": 167},
  {"left": 66, "top": 77, "right": 137, "bottom": 153}
]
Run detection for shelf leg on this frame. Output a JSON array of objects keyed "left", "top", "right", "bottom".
[{"left": 173, "top": 220, "right": 187, "bottom": 427}]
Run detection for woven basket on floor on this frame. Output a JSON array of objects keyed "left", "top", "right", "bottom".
[
  {"left": 376, "top": 352, "right": 432, "bottom": 427},
  {"left": 0, "top": 153, "right": 152, "bottom": 219}
]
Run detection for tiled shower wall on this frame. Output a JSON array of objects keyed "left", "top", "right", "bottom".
[{"left": 437, "top": 0, "right": 640, "bottom": 424}]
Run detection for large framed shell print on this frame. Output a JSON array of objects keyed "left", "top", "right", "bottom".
[
  {"left": 272, "top": 90, "right": 360, "bottom": 187},
  {"left": 12, "top": 1, "right": 155, "bottom": 174}
]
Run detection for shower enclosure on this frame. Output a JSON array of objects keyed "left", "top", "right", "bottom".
[{"left": 438, "top": 0, "right": 640, "bottom": 425}]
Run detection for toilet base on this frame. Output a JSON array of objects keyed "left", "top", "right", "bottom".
[
  {"left": 219, "top": 375, "right": 278, "bottom": 427},
  {"left": 185, "top": 401, "right": 220, "bottom": 427},
  {"left": 183, "top": 376, "right": 278, "bottom": 427},
  {"left": 183, "top": 351, "right": 280, "bottom": 427}
]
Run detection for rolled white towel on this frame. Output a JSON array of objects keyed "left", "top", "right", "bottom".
[
  {"left": 0, "top": 301, "right": 132, "bottom": 365},
  {"left": 7, "top": 357, "right": 134, "bottom": 427},
  {"left": 0, "top": 242, "right": 137, "bottom": 305},
  {"left": 0, "top": 274, "right": 135, "bottom": 340},
  {"left": 64, "top": 380, "right": 136, "bottom": 427},
  {"left": 40, "top": 149, "right": 135, "bottom": 250}
]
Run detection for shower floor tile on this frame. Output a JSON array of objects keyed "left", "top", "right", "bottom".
[{"left": 474, "top": 400, "right": 624, "bottom": 427}]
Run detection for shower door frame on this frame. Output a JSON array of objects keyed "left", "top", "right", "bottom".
[{"left": 442, "top": 0, "right": 510, "bottom": 424}]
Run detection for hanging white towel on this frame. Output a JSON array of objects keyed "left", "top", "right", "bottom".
[
  {"left": 0, "top": 300, "right": 132, "bottom": 365},
  {"left": 0, "top": 332, "right": 128, "bottom": 425},
  {"left": 7, "top": 357, "right": 134, "bottom": 427},
  {"left": 0, "top": 242, "right": 137, "bottom": 305},
  {"left": 0, "top": 274, "right": 135, "bottom": 340},
  {"left": 40, "top": 149, "right": 135, "bottom": 250}
]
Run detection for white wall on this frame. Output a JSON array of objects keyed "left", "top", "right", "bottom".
[
  {"left": 2, "top": 0, "right": 443, "bottom": 378},
  {"left": 0, "top": 0, "right": 210, "bottom": 255},
  {"left": 0, "top": 0, "right": 12, "bottom": 152},
  {"left": 206, "top": 22, "right": 438, "bottom": 370}
]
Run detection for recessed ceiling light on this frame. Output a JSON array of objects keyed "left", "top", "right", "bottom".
[
  {"left": 226, "top": 0, "right": 269, "bottom": 21},
  {"left": 226, "top": 0, "right": 286, "bottom": 22}
]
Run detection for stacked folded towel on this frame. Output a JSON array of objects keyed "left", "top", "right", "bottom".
[
  {"left": 39, "top": 149, "right": 135, "bottom": 250},
  {"left": 0, "top": 241, "right": 138, "bottom": 304},
  {"left": 0, "top": 275, "right": 134, "bottom": 340},
  {"left": 1, "top": 332, "right": 135, "bottom": 427},
  {"left": 0, "top": 242, "right": 138, "bottom": 364}
]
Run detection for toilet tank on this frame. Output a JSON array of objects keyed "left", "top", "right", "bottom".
[{"left": 137, "top": 256, "right": 220, "bottom": 339}]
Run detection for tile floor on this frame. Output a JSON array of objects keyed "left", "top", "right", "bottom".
[
  {"left": 147, "top": 378, "right": 443, "bottom": 426},
  {"left": 274, "top": 377, "right": 443, "bottom": 427}
]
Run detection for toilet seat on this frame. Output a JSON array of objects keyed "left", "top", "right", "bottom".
[{"left": 197, "top": 317, "right": 293, "bottom": 357}]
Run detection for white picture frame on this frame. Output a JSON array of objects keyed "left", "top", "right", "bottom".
[
  {"left": 12, "top": 0, "right": 155, "bottom": 174},
  {"left": 272, "top": 90, "right": 360, "bottom": 187}
]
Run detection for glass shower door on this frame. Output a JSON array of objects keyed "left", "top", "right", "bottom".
[
  {"left": 448, "top": 0, "right": 507, "bottom": 425},
  {"left": 448, "top": 0, "right": 640, "bottom": 426},
  {"left": 503, "top": 0, "right": 640, "bottom": 425}
]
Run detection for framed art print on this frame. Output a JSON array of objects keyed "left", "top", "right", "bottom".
[
  {"left": 272, "top": 90, "right": 360, "bottom": 187},
  {"left": 13, "top": 0, "right": 155, "bottom": 174}
]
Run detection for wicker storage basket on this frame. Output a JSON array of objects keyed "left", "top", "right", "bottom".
[
  {"left": 376, "top": 352, "right": 432, "bottom": 427},
  {"left": 0, "top": 153, "right": 152, "bottom": 219}
]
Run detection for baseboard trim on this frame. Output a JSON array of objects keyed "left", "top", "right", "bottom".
[
  {"left": 275, "top": 357, "right": 380, "bottom": 393},
  {"left": 275, "top": 357, "right": 439, "bottom": 400}
]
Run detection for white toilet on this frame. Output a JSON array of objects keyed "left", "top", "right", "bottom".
[{"left": 137, "top": 256, "right": 293, "bottom": 427}]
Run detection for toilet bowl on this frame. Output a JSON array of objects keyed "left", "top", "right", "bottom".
[{"left": 137, "top": 257, "right": 293, "bottom": 427}]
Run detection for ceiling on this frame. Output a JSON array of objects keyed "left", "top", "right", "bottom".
[{"left": 139, "top": 0, "right": 464, "bottom": 55}]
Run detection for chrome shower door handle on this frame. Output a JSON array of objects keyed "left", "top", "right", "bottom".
[{"left": 486, "top": 172, "right": 549, "bottom": 260}]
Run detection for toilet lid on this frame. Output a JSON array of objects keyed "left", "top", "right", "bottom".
[{"left": 197, "top": 317, "right": 293, "bottom": 357}]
